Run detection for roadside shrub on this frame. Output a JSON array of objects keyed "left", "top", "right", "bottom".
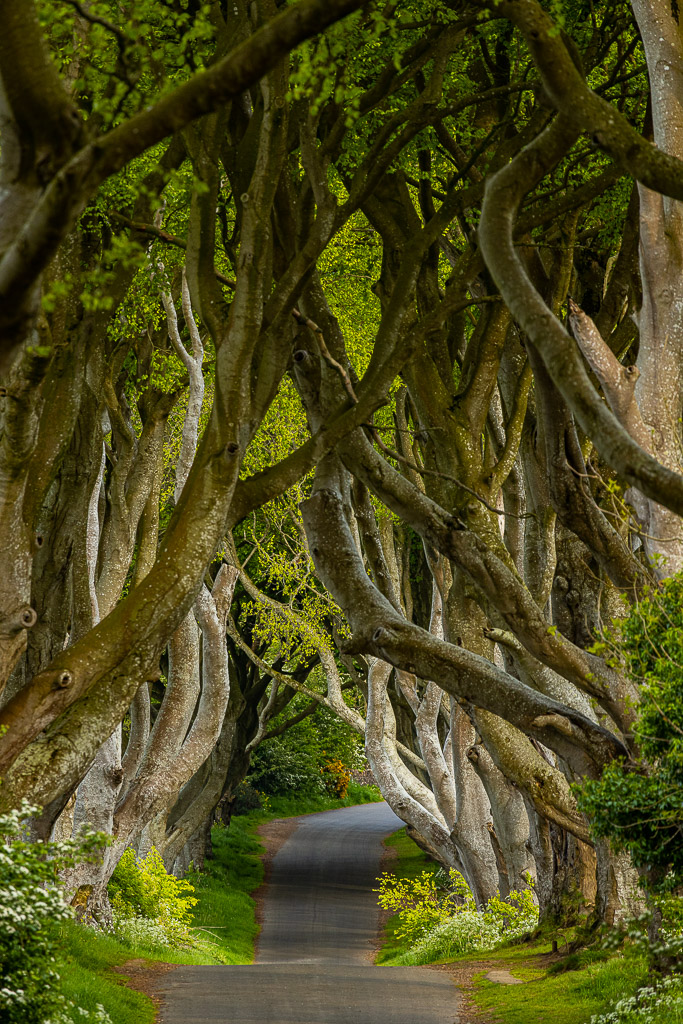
[
  {"left": 376, "top": 866, "right": 538, "bottom": 965},
  {"left": 108, "top": 847, "right": 197, "bottom": 947},
  {"left": 247, "top": 741, "right": 324, "bottom": 796},
  {"left": 485, "top": 886, "right": 538, "bottom": 941},
  {"left": 400, "top": 909, "right": 502, "bottom": 962},
  {"left": 578, "top": 574, "right": 683, "bottom": 891},
  {"left": 376, "top": 868, "right": 475, "bottom": 945},
  {"left": 660, "top": 895, "right": 683, "bottom": 943},
  {"left": 111, "top": 914, "right": 177, "bottom": 953},
  {"left": 245, "top": 694, "right": 366, "bottom": 800},
  {"left": 229, "top": 781, "right": 263, "bottom": 815},
  {"left": 589, "top": 973, "right": 683, "bottom": 1024},
  {"left": 320, "top": 758, "right": 351, "bottom": 799},
  {"left": 0, "top": 800, "right": 112, "bottom": 1024}
]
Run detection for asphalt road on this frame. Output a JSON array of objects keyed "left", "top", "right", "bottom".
[{"left": 160, "top": 802, "right": 460, "bottom": 1023}]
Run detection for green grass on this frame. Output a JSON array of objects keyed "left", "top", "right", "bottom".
[
  {"left": 54, "top": 919, "right": 157, "bottom": 1024},
  {"left": 54, "top": 782, "right": 383, "bottom": 1021},
  {"left": 375, "top": 826, "right": 441, "bottom": 965},
  {"left": 473, "top": 948, "right": 649, "bottom": 1024},
  {"left": 187, "top": 813, "right": 265, "bottom": 963}
]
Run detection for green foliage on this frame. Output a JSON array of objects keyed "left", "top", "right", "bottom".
[
  {"left": 0, "top": 802, "right": 111, "bottom": 1024},
  {"left": 278, "top": 697, "right": 365, "bottom": 771},
  {"left": 320, "top": 758, "right": 351, "bottom": 799},
  {"left": 588, "top": 974, "right": 683, "bottom": 1024},
  {"left": 37, "top": 0, "right": 216, "bottom": 129},
  {"left": 376, "top": 864, "right": 538, "bottom": 963},
  {"left": 247, "top": 739, "right": 326, "bottom": 797},
  {"left": 229, "top": 781, "right": 265, "bottom": 815},
  {"left": 375, "top": 867, "right": 475, "bottom": 945},
  {"left": 108, "top": 847, "right": 197, "bottom": 947},
  {"left": 246, "top": 698, "right": 365, "bottom": 799},
  {"left": 578, "top": 574, "right": 683, "bottom": 887}
]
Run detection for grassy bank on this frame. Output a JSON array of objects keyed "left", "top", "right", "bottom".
[
  {"left": 55, "top": 782, "right": 382, "bottom": 1023},
  {"left": 374, "top": 827, "right": 657, "bottom": 1024},
  {"left": 470, "top": 941, "right": 648, "bottom": 1024},
  {"left": 54, "top": 922, "right": 158, "bottom": 1024}
]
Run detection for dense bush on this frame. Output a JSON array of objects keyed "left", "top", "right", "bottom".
[
  {"left": 247, "top": 740, "right": 325, "bottom": 797},
  {"left": 376, "top": 866, "right": 538, "bottom": 964},
  {"left": 400, "top": 909, "right": 502, "bottom": 962},
  {"left": 376, "top": 868, "right": 475, "bottom": 945},
  {"left": 579, "top": 574, "right": 683, "bottom": 889},
  {"left": 228, "top": 781, "right": 263, "bottom": 815},
  {"left": 320, "top": 758, "right": 351, "bottom": 799},
  {"left": 0, "top": 801, "right": 112, "bottom": 1024},
  {"left": 246, "top": 696, "right": 365, "bottom": 799},
  {"left": 108, "top": 847, "right": 197, "bottom": 947},
  {"left": 280, "top": 700, "right": 365, "bottom": 771}
]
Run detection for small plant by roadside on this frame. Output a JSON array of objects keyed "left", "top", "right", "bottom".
[
  {"left": 320, "top": 758, "right": 351, "bottom": 799},
  {"left": 375, "top": 866, "right": 538, "bottom": 964},
  {"left": 375, "top": 868, "right": 475, "bottom": 945},
  {"left": 578, "top": 574, "right": 683, "bottom": 901},
  {"left": 0, "top": 801, "right": 113, "bottom": 1024},
  {"left": 589, "top": 973, "right": 683, "bottom": 1024},
  {"left": 108, "top": 846, "right": 197, "bottom": 948}
]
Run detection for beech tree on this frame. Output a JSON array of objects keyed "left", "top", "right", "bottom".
[{"left": 4, "top": 0, "right": 683, "bottom": 926}]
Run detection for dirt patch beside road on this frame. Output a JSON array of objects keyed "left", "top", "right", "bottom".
[{"left": 113, "top": 958, "right": 176, "bottom": 1021}]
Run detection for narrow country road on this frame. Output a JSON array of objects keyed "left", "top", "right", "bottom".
[{"left": 159, "top": 802, "right": 459, "bottom": 1023}]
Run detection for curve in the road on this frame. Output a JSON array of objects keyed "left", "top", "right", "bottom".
[{"left": 159, "top": 802, "right": 460, "bottom": 1024}]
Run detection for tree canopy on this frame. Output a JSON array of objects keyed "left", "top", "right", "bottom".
[{"left": 2, "top": 0, "right": 683, "bottom": 925}]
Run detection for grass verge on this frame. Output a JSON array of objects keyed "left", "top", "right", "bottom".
[
  {"left": 55, "top": 782, "right": 382, "bottom": 1022},
  {"left": 54, "top": 920, "right": 158, "bottom": 1024},
  {"left": 471, "top": 944, "right": 648, "bottom": 1024}
]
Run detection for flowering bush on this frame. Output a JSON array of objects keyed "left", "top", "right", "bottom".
[
  {"left": 320, "top": 759, "right": 351, "bottom": 799},
  {"left": 247, "top": 741, "right": 325, "bottom": 796},
  {"left": 589, "top": 974, "right": 683, "bottom": 1024},
  {"left": 376, "top": 866, "right": 538, "bottom": 964},
  {"left": 396, "top": 909, "right": 502, "bottom": 963},
  {"left": 111, "top": 913, "right": 178, "bottom": 952},
  {"left": 376, "top": 868, "right": 475, "bottom": 945},
  {"left": 0, "top": 801, "right": 112, "bottom": 1024},
  {"left": 108, "top": 846, "right": 197, "bottom": 947}
]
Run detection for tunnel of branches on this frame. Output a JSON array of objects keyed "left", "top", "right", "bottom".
[{"left": 2, "top": 0, "right": 683, "bottom": 928}]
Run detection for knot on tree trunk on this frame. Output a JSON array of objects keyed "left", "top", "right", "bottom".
[
  {"left": 49, "top": 669, "right": 73, "bottom": 690},
  {"left": 1, "top": 605, "right": 38, "bottom": 634},
  {"left": 107, "top": 765, "right": 124, "bottom": 786}
]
